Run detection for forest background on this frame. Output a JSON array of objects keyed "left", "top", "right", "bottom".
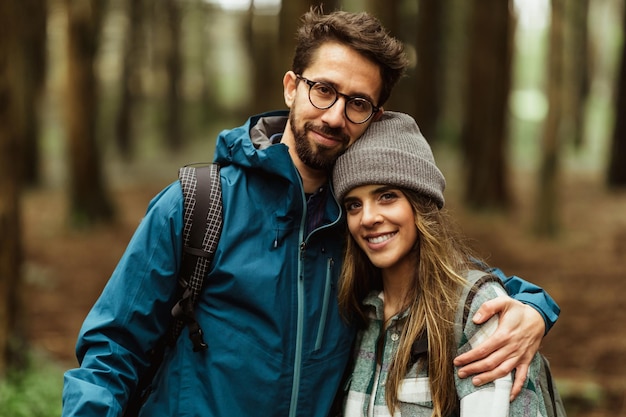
[{"left": 1, "top": 0, "right": 625, "bottom": 416}]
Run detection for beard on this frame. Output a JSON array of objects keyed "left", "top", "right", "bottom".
[{"left": 288, "top": 110, "right": 350, "bottom": 172}]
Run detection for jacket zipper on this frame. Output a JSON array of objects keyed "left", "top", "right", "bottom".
[
  {"left": 289, "top": 205, "right": 308, "bottom": 417},
  {"left": 315, "top": 257, "right": 334, "bottom": 350},
  {"left": 289, "top": 181, "right": 343, "bottom": 416}
]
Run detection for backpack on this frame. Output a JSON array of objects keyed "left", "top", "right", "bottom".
[
  {"left": 460, "top": 270, "right": 567, "bottom": 417},
  {"left": 123, "top": 163, "right": 223, "bottom": 417}
]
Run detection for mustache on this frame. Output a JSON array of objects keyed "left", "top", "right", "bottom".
[{"left": 304, "top": 122, "right": 350, "bottom": 143}]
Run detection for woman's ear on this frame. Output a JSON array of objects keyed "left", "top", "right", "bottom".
[{"left": 283, "top": 71, "right": 298, "bottom": 108}]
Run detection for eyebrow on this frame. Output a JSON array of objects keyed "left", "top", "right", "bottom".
[
  {"left": 344, "top": 185, "right": 397, "bottom": 202},
  {"left": 314, "top": 77, "right": 378, "bottom": 106}
]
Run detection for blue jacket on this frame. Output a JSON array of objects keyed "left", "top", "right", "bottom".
[{"left": 62, "top": 111, "right": 559, "bottom": 417}]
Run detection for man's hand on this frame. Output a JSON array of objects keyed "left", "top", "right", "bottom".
[{"left": 453, "top": 296, "right": 545, "bottom": 401}]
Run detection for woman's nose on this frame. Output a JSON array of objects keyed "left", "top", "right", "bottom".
[{"left": 360, "top": 202, "right": 382, "bottom": 227}]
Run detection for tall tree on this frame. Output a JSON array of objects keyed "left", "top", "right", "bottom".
[
  {"left": 164, "top": 0, "right": 183, "bottom": 150},
  {"left": 65, "top": 0, "right": 114, "bottom": 226},
  {"left": 563, "top": 0, "right": 590, "bottom": 150},
  {"left": 278, "top": 0, "right": 315, "bottom": 75},
  {"left": 534, "top": 0, "right": 566, "bottom": 237},
  {"left": 607, "top": 0, "right": 626, "bottom": 187},
  {"left": 0, "top": 0, "right": 27, "bottom": 375},
  {"left": 367, "top": 0, "right": 414, "bottom": 114},
  {"left": 115, "top": 0, "right": 144, "bottom": 160},
  {"left": 21, "top": 0, "right": 48, "bottom": 186},
  {"left": 461, "top": 0, "right": 513, "bottom": 210},
  {"left": 245, "top": 3, "right": 282, "bottom": 114},
  {"left": 415, "top": 0, "right": 444, "bottom": 141}
]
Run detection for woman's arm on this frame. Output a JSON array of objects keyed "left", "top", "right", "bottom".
[{"left": 455, "top": 279, "right": 515, "bottom": 417}]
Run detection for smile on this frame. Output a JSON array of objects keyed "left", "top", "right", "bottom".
[{"left": 367, "top": 232, "right": 396, "bottom": 244}]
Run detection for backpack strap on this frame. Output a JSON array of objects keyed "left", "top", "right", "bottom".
[
  {"left": 124, "top": 163, "right": 223, "bottom": 416},
  {"left": 171, "top": 163, "right": 223, "bottom": 351}
]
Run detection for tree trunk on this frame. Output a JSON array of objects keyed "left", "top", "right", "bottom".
[
  {"left": 563, "top": 0, "right": 590, "bottom": 150},
  {"left": 607, "top": 1, "right": 626, "bottom": 188},
  {"left": 65, "top": 0, "right": 114, "bottom": 227},
  {"left": 278, "top": 0, "right": 314, "bottom": 74},
  {"left": 115, "top": 0, "right": 144, "bottom": 160},
  {"left": 246, "top": 4, "right": 282, "bottom": 114},
  {"left": 415, "top": 0, "right": 444, "bottom": 142},
  {"left": 164, "top": 0, "right": 183, "bottom": 150},
  {"left": 21, "top": 0, "right": 48, "bottom": 187},
  {"left": 534, "top": 0, "right": 566, "bottom": 237},
  {"left": 0, "top": 0, "right": 27, "bottom": 375},
  {"left": 461, "top": 0, "right": 513, "bottom": 210},
  {"left": 366, "top": 0, "right": 413, "bottom": 113}
]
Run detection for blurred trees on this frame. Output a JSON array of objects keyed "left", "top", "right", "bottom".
[
  {"left": 414, "top": 0, "right": 444, "bottom": 142},
  {"left": 1, "top": 0, "right": 626, "bottom": 370},
  {"left": 64, "top": 0, "right": 114, "bottom": 226},
  {"left": 164, "top": 0, "right": 184, "bottom": 150},
  {"left": 461, "top": 0, "right": 513, "bottom": 210},
  {"left": 115, "top": 0, "right": 144, "bottom": 160},
  {"left": 535, "top": 0, "right": 566, "bottom": 237},
  {"left": 21, "top": 0, "right": 49, "bottom": 186},
  {"left": 608, "top": 1, "right": 626, "bottom": 187},
  {"left": 0, "top": 0, "right": 29, "bottom": 376}
]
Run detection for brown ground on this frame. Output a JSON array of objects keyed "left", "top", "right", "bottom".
[{"left": 22, "top": 168, "right": 626, "bottom": 416}]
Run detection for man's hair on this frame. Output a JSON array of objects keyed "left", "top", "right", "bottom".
[{"left": 292, "top": 7, "right": 408, "bottom": 107}]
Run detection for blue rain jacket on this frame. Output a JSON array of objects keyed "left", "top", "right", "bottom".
[{"left": 62, "top": 111, "right": 559, "bottom": 417}]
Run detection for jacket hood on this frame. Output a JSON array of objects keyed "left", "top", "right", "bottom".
[{"left": 213, "top": 110, "right": 294, "bottom": 179}]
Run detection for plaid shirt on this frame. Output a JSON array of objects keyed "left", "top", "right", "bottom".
[{"left": 343, "top": 280, "right": 548, "bottom": 417}]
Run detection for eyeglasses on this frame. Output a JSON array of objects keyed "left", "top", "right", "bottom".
[{"left": 296, "top": 74, "right": 379, "bottom": 124}]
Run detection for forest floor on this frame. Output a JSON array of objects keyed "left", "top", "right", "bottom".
[{"left": 21, "top": 160, "right": 626, "bottom": 417}]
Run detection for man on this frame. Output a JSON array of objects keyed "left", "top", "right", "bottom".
[{"left": 62, "top": 8, "right": 559, "bottom": 417}]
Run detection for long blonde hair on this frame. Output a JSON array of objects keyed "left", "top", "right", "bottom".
[{"left": 338, "top": 189, "right": 479, "bottom": 417}]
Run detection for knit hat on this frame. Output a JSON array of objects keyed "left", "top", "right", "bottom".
[{"left": 332, "top": 111, "right": 446, "bottom": 208}]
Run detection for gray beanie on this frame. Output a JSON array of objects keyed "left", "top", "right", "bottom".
[{"left": 332, "top": 111, "right": 446, "bottom": 208}]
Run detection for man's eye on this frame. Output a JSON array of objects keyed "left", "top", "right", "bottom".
[
  {"left": 314, "top": 84, "right": 334, "bottom": 96},
  {"left": 348, "top": 99, "right": 368, "bottom": 111}
]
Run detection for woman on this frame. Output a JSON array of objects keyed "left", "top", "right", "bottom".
[{"left": 332, "top": 112, "right": 549, "bottom": 417}]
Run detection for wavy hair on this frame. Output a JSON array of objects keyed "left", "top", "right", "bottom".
[
  {"left": 292, "top": 7, "right": 408, "bottom": 106},
  {"left": 338, "top": 189, "right": 481, "bottom": 416}
]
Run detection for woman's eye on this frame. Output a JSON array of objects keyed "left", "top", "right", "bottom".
[
  {"left": 345, "top": 201, "right": 361, "bottom": 211},
  {"left": 380, "top": 192, "right": 397, "bottom": 201}
]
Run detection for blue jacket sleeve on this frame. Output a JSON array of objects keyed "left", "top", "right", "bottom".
[
  {"left": 62, "top": 182, "right": 184, "bottom": 417},
  {"left": 479, "top": 262, "right": 560, "bottom": 333}
]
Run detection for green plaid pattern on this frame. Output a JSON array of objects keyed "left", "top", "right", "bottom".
[{"left": 343, "top": 278, "right": 549, "bottom": 417}]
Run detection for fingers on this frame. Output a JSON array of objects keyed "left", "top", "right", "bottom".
[
  {"left": 510, "top": 364, "right": 529, "bottom": 401},
  {"left": 471, "top": 295, "right": 510, "bottom": 324},
  {"left": 456, "top": 342, "right": 520, "bottom": 381},
  {"left": 454, "top": 315, "right": 518, "bottom": 369}
]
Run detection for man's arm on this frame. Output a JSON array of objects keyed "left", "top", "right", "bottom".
[
  {"left": 62, "top": 183, "right": 184, "bottom": 416},
  {"left": 487, "top": 265, "right": 560, "bottom": 333},
  {"left": 454, "top": 263, "right": 560, "bottom": 400}
]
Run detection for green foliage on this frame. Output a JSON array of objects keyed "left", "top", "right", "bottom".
[{"left": 0, "top": 355, "right": 63, "bottom": 417}]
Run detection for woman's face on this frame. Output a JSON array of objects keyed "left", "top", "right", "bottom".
[{"left": 344, "top": 185, "right": 418, "bottom": 273}]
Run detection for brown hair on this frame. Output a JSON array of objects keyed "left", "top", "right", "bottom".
[
  {"left": 292, "top": 7, "right": 408, "bottom": 106},
  {"left": 338, "top": 190, "right": 479, "bottom": 416}
]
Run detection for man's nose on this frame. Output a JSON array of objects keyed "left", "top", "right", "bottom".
[{"left": 320, "top": 97, "right": 347, "bottom": 128}]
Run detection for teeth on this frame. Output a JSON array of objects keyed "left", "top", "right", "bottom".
[{"left": 368, "top": 233, "right": 394, "bottom": 244}]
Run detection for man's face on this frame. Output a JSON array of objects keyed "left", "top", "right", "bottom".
[{"left": 283, "top": 42, "right": 383, "bottom": 172}]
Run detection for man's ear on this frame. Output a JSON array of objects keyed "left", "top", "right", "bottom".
[
  {"left": 283, "top": 71, "right": 298, "bottom": 108},
  {"left": 371, "top": 107, "right": 384, "bottom": 122}
]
